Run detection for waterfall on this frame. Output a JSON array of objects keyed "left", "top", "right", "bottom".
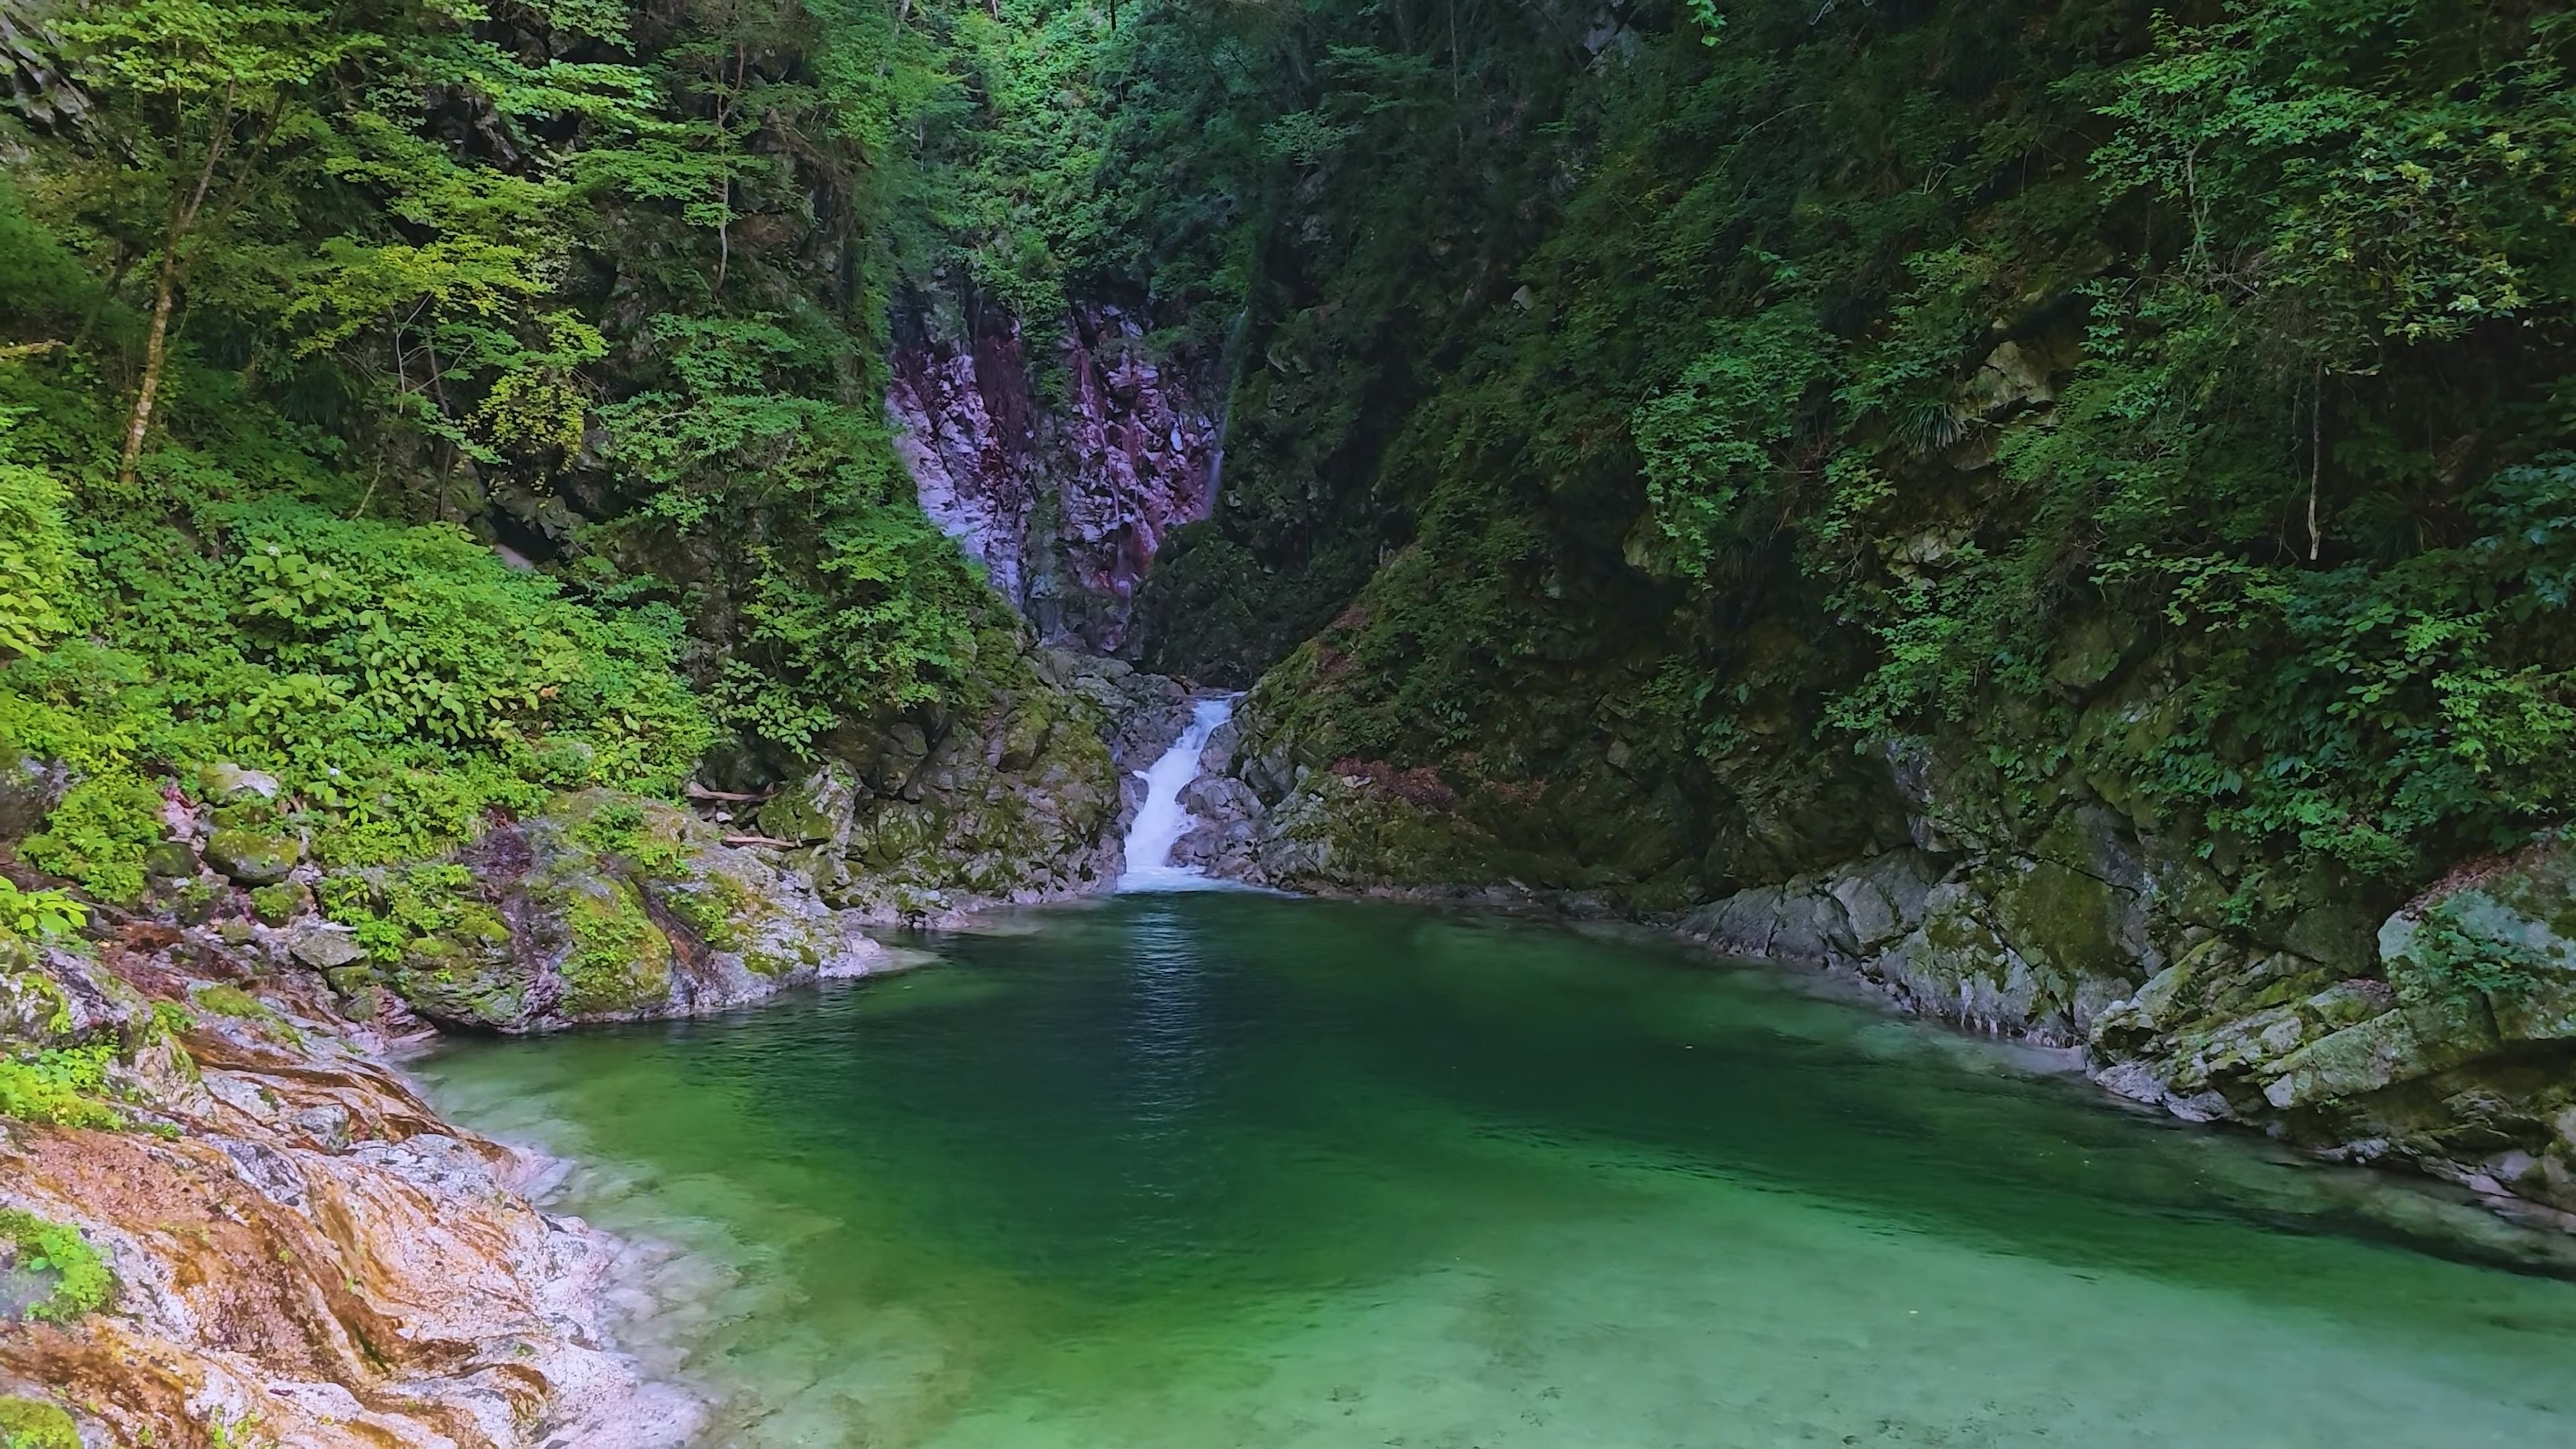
[{"left": 1117, "top": 695, "right": 1235, "bottom": 892}]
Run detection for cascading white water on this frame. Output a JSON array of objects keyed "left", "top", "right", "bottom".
[{"left": 1116, "top": 695, "right": 1236, "bottom": 892}]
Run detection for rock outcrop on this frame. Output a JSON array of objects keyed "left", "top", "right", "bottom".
[
  {"left": 885, "top": 305, "right": 1223, "bottom": 652},
  {"left": 131, "top": 786, "right": 899, "bottom": 1036},
  {"left": 0, "top": 925, "right": 698, "bottom": 1446},
  {"left": 2094, "top": 838, "right": 2576, "bottom": 1212},
  {"left": 748, "top": 650, "right": 1190, "bottom": 920}
]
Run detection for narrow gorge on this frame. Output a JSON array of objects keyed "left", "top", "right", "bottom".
[{"left": 5, "top": 0, "right": 2576, "bottom": 1444}]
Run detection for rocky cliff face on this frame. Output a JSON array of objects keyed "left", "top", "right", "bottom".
[
  {"left": 886, "top": 305, "right": 1224, "bottom": 652},
  {"left": 0, "top": 925, "right": 700, "bottom": 1447}
]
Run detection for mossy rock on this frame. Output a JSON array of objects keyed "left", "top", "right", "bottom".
[
  {"left": 204, "top": 828, "right": 301, "bottom": 886},
  {"left": 197, "top": 762, "right": 282, "bottom": 802},
  {"left": 657, "top": 867, "right": 755, "bottom": 951},
  {"left": 249, "top": 881, "right": 309, "bottom": 925},
  {"left": 751, "top": 765, "right": 857, "bottom": 849},
  {"left": 392, "top": 930, "right": 533, "bottom": 1030},
  {"left": 998, "top": 698, "right": 1055, "bottom": 771},
  {"left": 0, "top": 1396, "right": 79, "bottom": 1449},
  {"left": 557, "top": 877, "right": 673, "bottom": 1018},
  {"left": 141, "top": 839, "right": 200, "bottom": 880},
  {"left": 0, "top": 756, "right": 68, "bottom": 844},
  {"left": 374, "top": 787, "right": 897, "bottom": 1029}
]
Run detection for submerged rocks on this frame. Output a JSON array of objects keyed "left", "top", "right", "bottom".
[
  {"left": 1726, "top": 822, "right": 2576, "bottom": 1219},
  {"left": 1676, "top": 848, "right": 1939, "bottom": 969}
]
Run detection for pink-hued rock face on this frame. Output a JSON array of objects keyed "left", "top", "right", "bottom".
[{"left": 885, "top": 303, "right": 1221, "bottom": 651}]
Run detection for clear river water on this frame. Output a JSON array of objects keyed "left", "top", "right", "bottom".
[{"left": 415, "top": 892, "right": 2576, "bottom": 1448}]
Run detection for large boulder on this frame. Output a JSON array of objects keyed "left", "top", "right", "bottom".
[
  {"left": 754, "top": 671, "right": 1127, "bottom": 922},
  {"left": 203, "top": 829, "right": 301, "bottom": 887}
]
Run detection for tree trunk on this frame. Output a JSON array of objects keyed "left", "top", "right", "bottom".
[
  {"left": 119, "top": 88, "right": 234, "bottom": 488},
  {"left": 117, "top": 256, "right": 178, "bottom": 488}
]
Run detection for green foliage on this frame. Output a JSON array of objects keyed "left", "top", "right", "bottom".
[
  {"left": 317, "top": 863, "right": 481, "bottom": 963},
  {"left": 1155, "top": 0, "right": 2576, "bottom": 900},
  {"left": 148, "top": 1000, "right": 198, "bottom": 1041},
  {"left": 0, "top": 1396, "right": 82, "bottom": 1449},
  {"left": 2, "top": 0, "right": 2557, "bottom": 931},
  {"left": 189, "top": 982, "right": 298, "bottom": 1042},
  {"left": 568, "top": 795, "right": 688, "bottom": 872},
  {"left": 1, "top": 0, "right": 1038, "bottom": 814},
  {"left": 2390, "top": 900, "right": 2557, "bottom": 1008},
  {"left": 201, "top": 1408, "right": 277, "bottom": 1449},
  {"left": 720, "top": 505, "right": 997, "bottom": 750},
  {"left": 19, "top": 771, "right": 163, "bottom": 903},
  {"left": 885, "top": 0, "right": 1258, "bottom": 341},
  {"left": 0, "top": 879, "right": 87, "bottom": 941},
  {"left": 1817, "top": 4, "right": 2576, "bottom": 879},
  {"left": 2090, "top": 2, "right": 2576, "bottom": 356},
  {"left": 1633, "top": 305, "right": 1838, "bottom": 578},
  {"left": 0, "top": 1044, "right": 124, "bottom": 1129},
  {"left": 0, "top": 357, "right": 717, "bottom": 870},
  {"left": 0, "top": 460, "right": 74, "bottom": 658}
]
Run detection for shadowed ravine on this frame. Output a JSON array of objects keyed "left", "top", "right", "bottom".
[{"left": 416, "top": 893, "right": 2576, "bottom": 1448}]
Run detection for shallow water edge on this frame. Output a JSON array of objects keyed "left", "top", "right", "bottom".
[{"left": 417, "top": 890, "right": 2576, "bottom": 1449}]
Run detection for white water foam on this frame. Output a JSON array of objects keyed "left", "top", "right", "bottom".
[{"left": 1117, "top": 696, "right": 1236, "bottom": 892}]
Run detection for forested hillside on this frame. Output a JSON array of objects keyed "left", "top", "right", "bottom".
[
  {"left": 0, "top": 0, "right": 1118, "bottom": 898},
  {"left": 1149, "top": 0, "right": 2576, "bottom": 918}
]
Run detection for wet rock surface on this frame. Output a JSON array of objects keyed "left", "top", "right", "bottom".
[{"left": 0, "top": 924, "right": 700, "bottom": 1446}]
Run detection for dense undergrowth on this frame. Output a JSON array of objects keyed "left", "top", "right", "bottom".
[{"left": 0, "top": 0, "right": 1083, "bottom": 894}]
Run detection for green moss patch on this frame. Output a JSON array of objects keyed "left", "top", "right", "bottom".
[
  {"left": 0, "top": 1045, "right": 125, "bottom": 1130},
  {"left": 0, "top": 1208, "right": 113, "bottom": 1322},
  {"left": 0, "top": 1397, "right": 80, "bottom": 1449},
  {"left": 560, "top": 881, "right": 673, "bottom": 1016}
]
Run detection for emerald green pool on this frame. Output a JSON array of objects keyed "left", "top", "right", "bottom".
[{"left": 415, "top": 892, "right": 2576, "bottom": 1448}]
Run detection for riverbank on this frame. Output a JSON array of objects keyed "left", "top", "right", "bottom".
[
  {"left": 0, "top": 657, "right": 1217, "bottom": 1443},
  {"left": 1158, "top": 687, "right": 2576, "bottom": 1232},
  {"left": 6, "top": 659, "right": 2572, "bottom": 1446},
  {"left": 413, "top": 890, "right": 2576, "bottom": 1449},
  {"left": 0, "top": 919, "right": 704, "bottom": 1446}
]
